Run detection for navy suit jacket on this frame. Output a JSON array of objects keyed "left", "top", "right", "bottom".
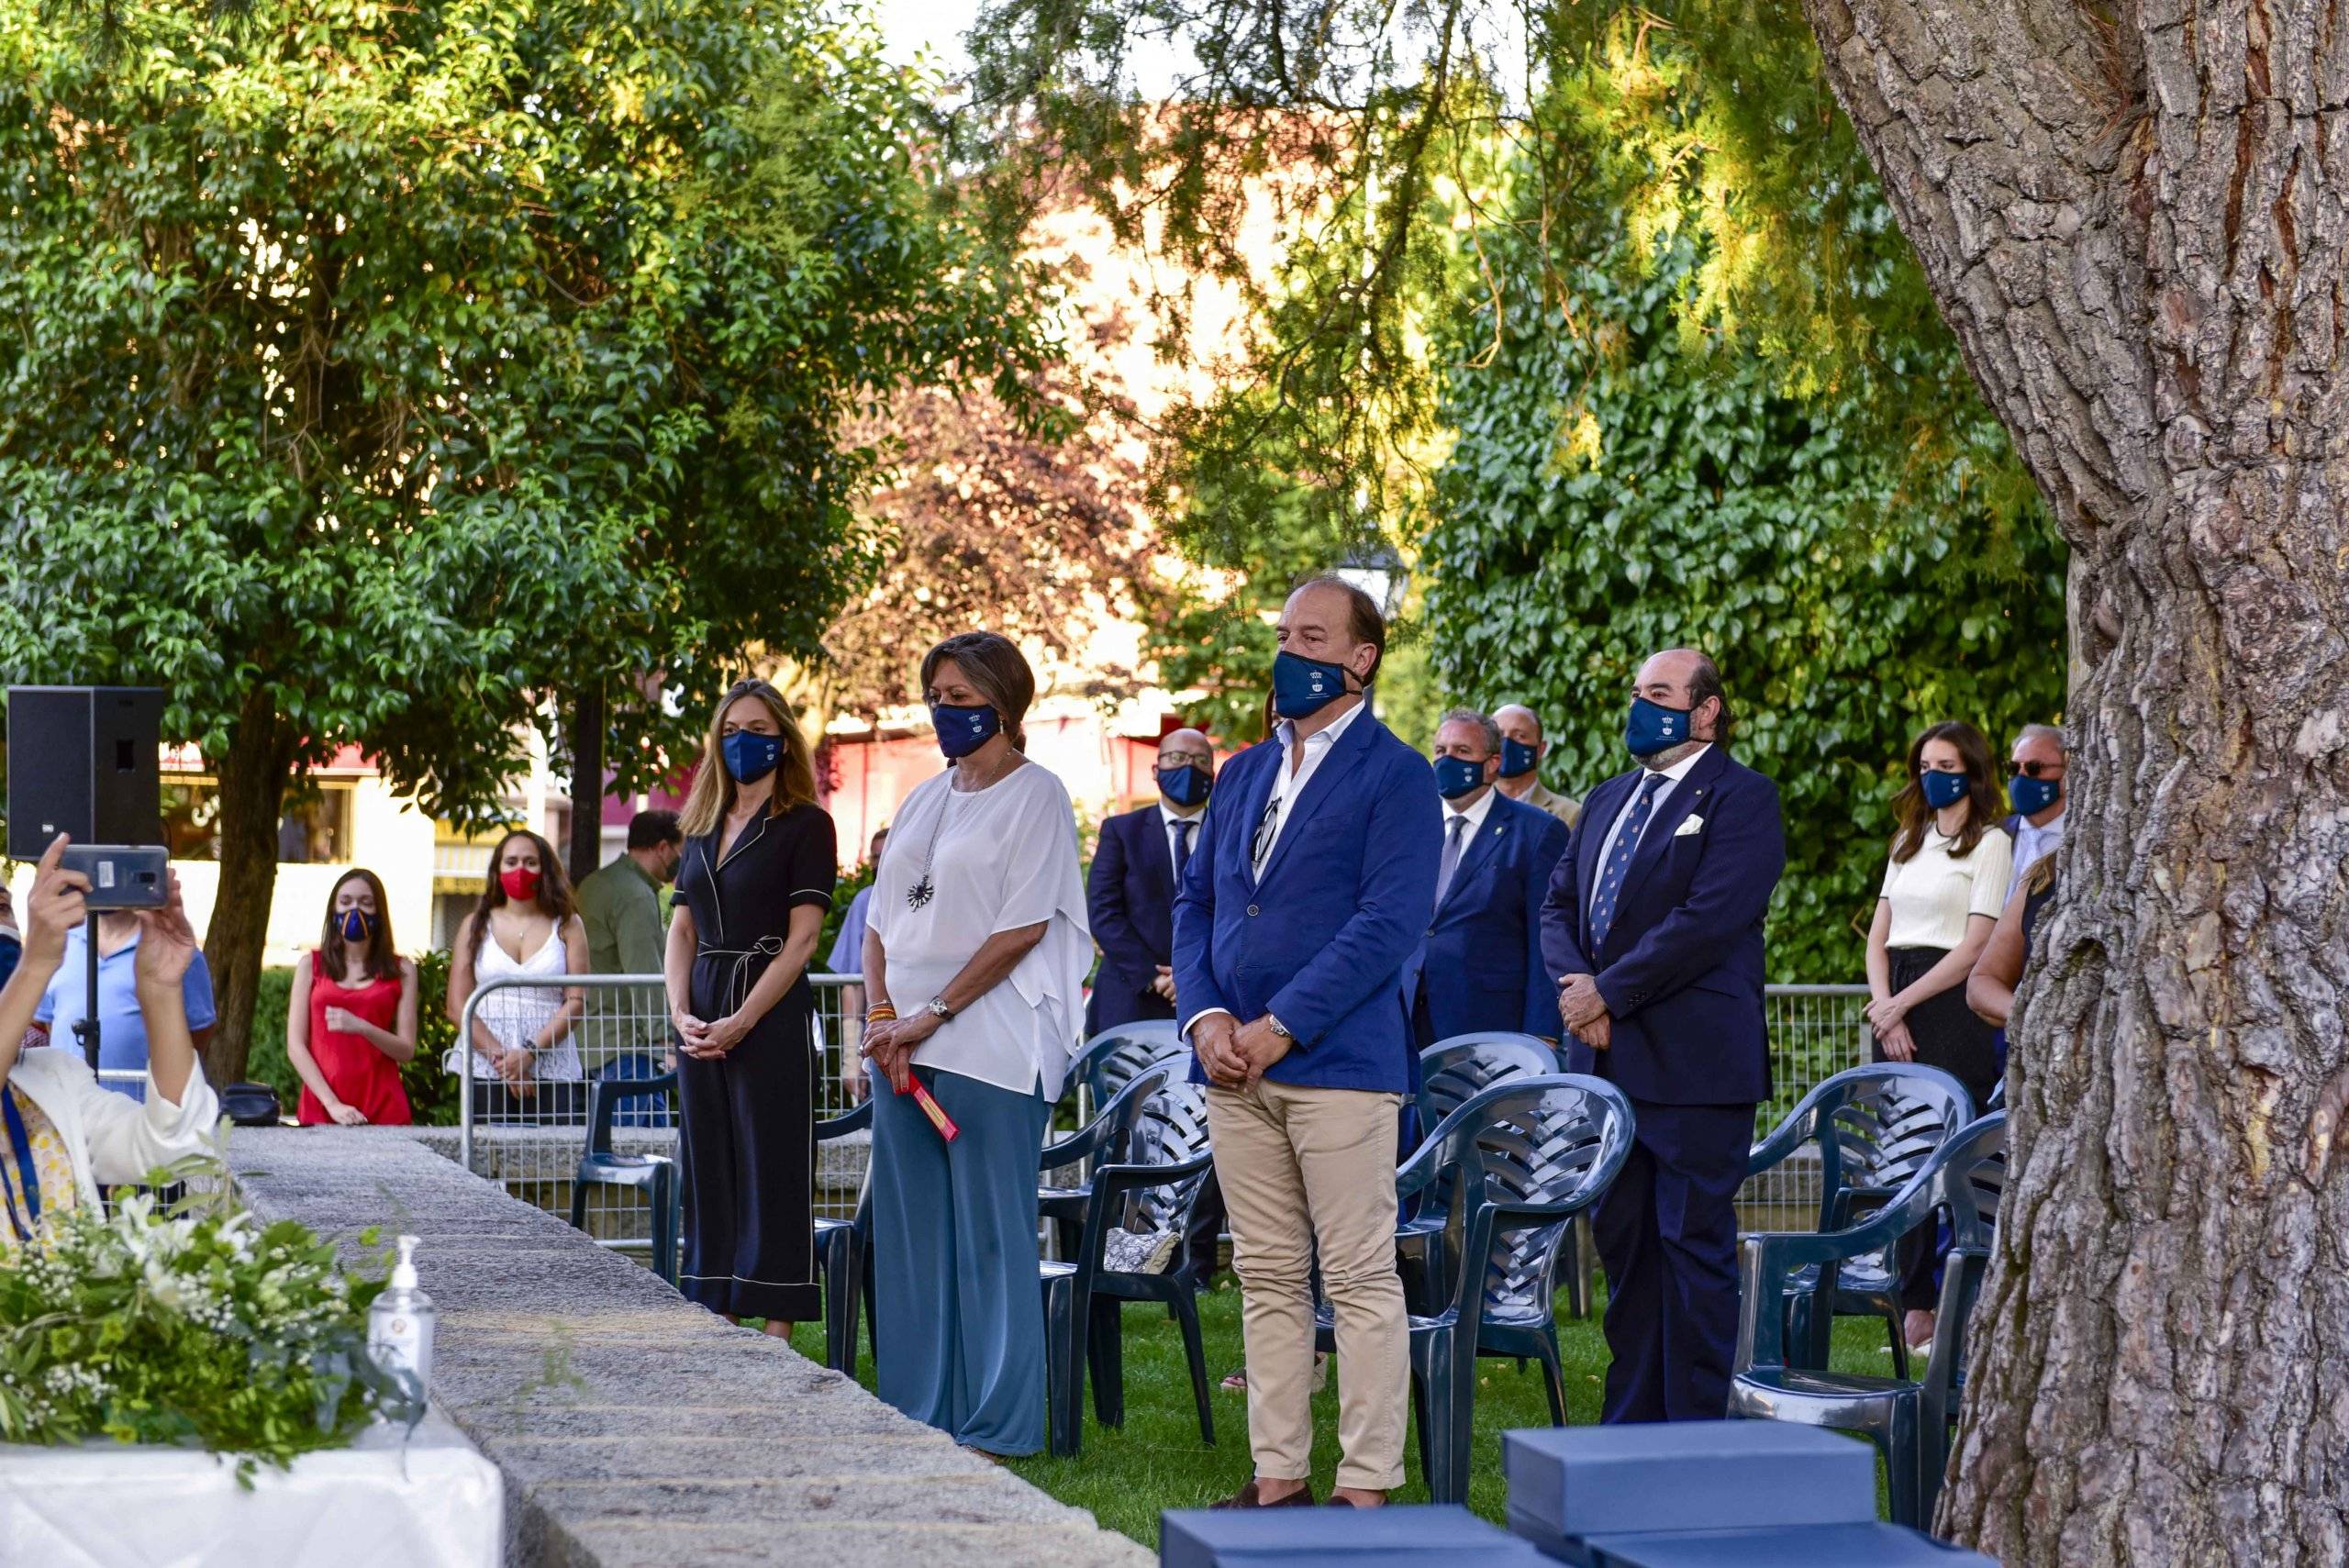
[
  {"left": 1086, "top": 804, "right": 1186, "bottom": 1032},
  {"left": 1173, "top": 707, "right": 1442, "bottom": 1094},
  {"left": 1399, "top": 792, "right": 1572, "bottom": 1040},
  {"left": 1538, "top": 746, "right": 1786, "bottom": 1106}
]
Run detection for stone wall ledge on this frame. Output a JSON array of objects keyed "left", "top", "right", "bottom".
[{"left": 228, "top": 1125, "right": 1148, "bottom": 1568}]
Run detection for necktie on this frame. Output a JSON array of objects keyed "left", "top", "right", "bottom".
[
  {"left": 1252, "top": 791, "right": 1281, "bottom": 877},
  {"left": 1434, "top": 814, "right": 1469, "bottom": 906},
  {"left": 1589, "top": 773, "right": 1669, "bottom": 947},
  {"left": 1174, "top": 818, "right": 1195, "bottom": 877}
]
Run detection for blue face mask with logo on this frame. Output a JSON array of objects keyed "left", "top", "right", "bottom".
[
  {"left": 1433, "top": 755, "right": 1487, "bottom": 800},
  {"left": 2008, "top": 773, "right": 2061, "bottom": 817},
  {"left": 0, "top": 934, "right": 18, "bottom": 991},
  {"left": 1624, "top": 696, "right": 1692, "bottom": 759},
  {"left": 722, "top": 729, "right": 783, "bottom": 784},
  {"left": 1920, "top": 769, "right": 1970, "bottom": 810},
  {"left": 1498, "top": 737, "right": 1540, "bottom": 779},
  {"left": 931, "top": 703, "right": 1002, "bottom": 760},
  {"left": 1158, "top": 763, "right": 1213, "bottom": 808},
  {"left": 1271, "top": 651, "right": 1354, "bottom": 719},
  {"left": 337, "top": 908, "right": 376, "bottom": 943}
]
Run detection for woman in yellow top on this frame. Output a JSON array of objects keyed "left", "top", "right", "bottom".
[
  {"left": 0, "top": 837, "right": 220, "bottom": 1253},
  {"left": 1864, "top": 720, "right": 2011, "bottom": 1351}
]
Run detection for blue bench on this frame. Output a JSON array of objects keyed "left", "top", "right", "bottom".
[{"left": 1161, "top": 1504, "right": 1550, "bottom": 1567}]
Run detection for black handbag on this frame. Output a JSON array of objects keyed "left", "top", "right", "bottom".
[{"left": 219, "top": 1081, "right": 284, "bottom": 1128}]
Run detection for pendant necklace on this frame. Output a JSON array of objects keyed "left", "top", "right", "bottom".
[{"left": 908, "top": 751, "right": 1012, "bottom": 908}]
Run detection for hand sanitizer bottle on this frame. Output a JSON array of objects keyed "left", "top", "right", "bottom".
[{"left": 368, "top": 1234, "right": 435, "bottom": 1402}]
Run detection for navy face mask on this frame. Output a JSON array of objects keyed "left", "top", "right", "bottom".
[
  {"left": 1498, "top": 738, "right": 1540, "bottom": 779},
  {"left": 931, "top": 703, "right": 1003, "bottom": 760},
  {"left": 337, "top": 908, "right": 376, "bottom": 943},
  {"left": 1271, "top": 651, "right": 1355, "bottom": 719},
  {"left": 0, "top": 934, "right": 18, "bottom": 991},
  {"left": 1920, "top": 769, "right": 1970, "bottom": 810},
  {"left": 1433, "top": 755, "right": 1487, "bottom": 800},
  {"left": 1158, "top": 763, "right": 1213, "bottom": 808},
  {"left": 1624, "top": 696, "right": 1692, "bottom": 759},
  {"left": 2009, "top": 773, "right": 2061, "bottom": 817},
  {"left": 722, "top": 729, "right": 782, "bottom": 784}
]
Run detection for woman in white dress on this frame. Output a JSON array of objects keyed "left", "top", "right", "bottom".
[
  {"left": 445, "top": 829, "right": 588, "bottom": 1122},
  {"left": 861, "top": 631, "right": 1089, "bottom": 1457}
]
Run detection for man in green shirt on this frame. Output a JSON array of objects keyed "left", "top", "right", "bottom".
[{"left": 574, "top": 809, "right": 683, "bottom": 1062}]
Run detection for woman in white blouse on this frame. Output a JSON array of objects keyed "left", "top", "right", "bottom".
[
  {"left": 860, "top": 631, "right": 1089, "bottom": 1458},
  {"left": 1864, "top": 718, "right": 2011, "bottom": 1351}
]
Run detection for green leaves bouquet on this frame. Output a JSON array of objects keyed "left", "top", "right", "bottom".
[{"left": 0, "top": 1169, "right": 409, "bottom": 1482}]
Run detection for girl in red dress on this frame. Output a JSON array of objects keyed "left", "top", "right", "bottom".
[{"left": 287, "top": 869, "right": 418, "bottom": 1126}]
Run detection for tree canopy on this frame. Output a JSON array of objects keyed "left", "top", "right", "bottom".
[{"left": 0, "top": 0, "right": 1049, "bottom": 1076}]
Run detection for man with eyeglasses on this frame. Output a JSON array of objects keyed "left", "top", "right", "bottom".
[
  {"left": 1085, "top": 728, "right": 1217, "bottom": 1035},
  {"left": 2002, "top": 724, "right": 2067, "bottom": 901}
]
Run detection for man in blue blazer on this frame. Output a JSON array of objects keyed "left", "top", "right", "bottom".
[
  {"left": 1400, "top": 707, "right": 1573, "bottom": 1050},
  {"left": 1540, "top": 649, "right": 1785, "bottom": 1424},
  {"left": 1085, "top": 728, "right": 1217, "bottom": 1035},
  {"left": 1173, "top": 575, "right": 1441, "bottom": 1509}
]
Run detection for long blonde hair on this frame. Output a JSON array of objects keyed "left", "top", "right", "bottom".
[{"left": 677, "top": 678, "right": 818, "bottom": 839}]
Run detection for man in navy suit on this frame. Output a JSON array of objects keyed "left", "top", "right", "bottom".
[
  {"left": 1086, "top": 728, "right": 1217, "bottom": 1035},
  {"left": 1540, "top": 649, "right": 1785, "bottom": 1424},
  {"left": 1174, "top": 574, "right": 1441, "bottom": 1509},
  {"left": 1401, "top": 707, "right": 1573, "bottom": 1051}
]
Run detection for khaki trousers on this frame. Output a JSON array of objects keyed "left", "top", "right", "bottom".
[{"left": 1207, "top": 1079, "right": 1408, "bottom": 1492}]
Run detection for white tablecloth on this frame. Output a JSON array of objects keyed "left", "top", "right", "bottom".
[{"left": 0, "top": 1410, "right": 500, "bottom": 1568}]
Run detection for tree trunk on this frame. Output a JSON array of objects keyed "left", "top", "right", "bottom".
[
  {"left": 1796, "top": 0, "right": 2349, "bottom": 1561},
  {"left": 568, "top": 681, "right": 606, "bottom": 886},
  {"left": 204, "top": 696, "right": 294, "bottom": 1089}
]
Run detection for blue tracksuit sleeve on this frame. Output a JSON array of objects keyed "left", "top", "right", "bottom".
[{"left": 1265, "top": 758, "right": 1442, "bottom": 1047}]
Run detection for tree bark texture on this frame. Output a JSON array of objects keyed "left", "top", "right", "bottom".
[
  {"left": 203, "top": 695, "right": 295, "bottom": 1090},
  {"left": 1799, "top": 0, "right": 2349, "bottom": 1559},
  {"left": 568, "top": 682, "right": 606, "bottom": 887}
]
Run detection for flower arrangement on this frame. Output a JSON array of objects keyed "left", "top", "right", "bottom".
[{"left": 0, "top": 1156, "right": 412, "bottom": 1483}]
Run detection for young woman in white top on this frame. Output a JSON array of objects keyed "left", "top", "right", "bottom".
[
  {"left": 445, "top": 829, "right": 588, "bottom": 1123},
  {"left": 860, "top": 631, "right": 1089, "bottom": 1457},
  {"left": 1865, "top": 718, "right": 2011, "bottom": 1350}
]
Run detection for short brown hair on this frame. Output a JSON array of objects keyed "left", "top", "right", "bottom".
[
  {"left": 921, "top": 631, "right": 1037, "bottom": 752},
  {"left": 1292, "top": 573, "right": 1386, "bottom": 684}
]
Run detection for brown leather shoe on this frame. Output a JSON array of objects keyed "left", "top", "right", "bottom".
[{"left": 1210, "top": 1480, "right": 1317, "bottom": 1509}]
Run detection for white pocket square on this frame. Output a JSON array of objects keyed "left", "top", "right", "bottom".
[{"left": 1673, "top": 815, "right": 1704, "bottom": 837}]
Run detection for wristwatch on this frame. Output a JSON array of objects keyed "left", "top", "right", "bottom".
[
  {"left": 927, "top": 995, "right": 957, "bottom": 1023},
  {"left": 1266, "top": 1015, "right": 1292, "bottom": 1040}
]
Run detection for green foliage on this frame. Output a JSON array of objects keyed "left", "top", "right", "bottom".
[
  {"left": 0, "top": 1172, "right": 402, "bottom": 1481},
  {"left": 242, "top": 953, "right": 462, "bottom": 1125},
  {"left": 1428, "top": 230, "right": 2067, "bottom": 980}
]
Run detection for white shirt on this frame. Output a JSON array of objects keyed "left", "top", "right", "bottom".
[
  {"left": 1437, "top": 786, "right": 1498, "bottom": 901},
  {"left": 1251, "top": 699, "right": 1366, "bottom": 878},
  {"left": 1879, "top": 826, "right": 2015, "bottom": 951},
  {"left": 2006, "top": 811, "right": 2064, "bottom": 902},
  {"left": 1588, "top": 745, "right": 1711, "bottom": 918},
  {"left": 868, "top": 760, "right": 1092, "bottom": 1101},
  {"left": 1159, "top": 802, "right": 1205, "bottom": 873}
]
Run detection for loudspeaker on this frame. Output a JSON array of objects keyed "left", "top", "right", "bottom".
[{"left": 6, "top": 686, "right": 165, "bottom": 859}]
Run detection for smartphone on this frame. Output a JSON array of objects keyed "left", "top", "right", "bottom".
[{"left": 62, "top": 844, "right": 168, "bottom": 911}]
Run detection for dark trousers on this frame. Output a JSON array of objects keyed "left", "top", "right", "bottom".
[{"left": 1595, "top": 1099, "right": 1753, "bottom": 1423}]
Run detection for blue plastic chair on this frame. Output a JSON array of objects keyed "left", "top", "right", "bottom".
[
  {"left": 1319, "top": 1073, "right": 1634, "bottom": 1502},
  {"left": 1746, "top": 1064, "right": 1973, "bottom": 1375},
  {"left": 571, "top": 1072, "right": 679, "bottom": 1284},
  {"left": 1064, "top": 1020, "right": 1187, "bottom": 1111},
  {"left": 1038, "top": 1066, "right": 1217, "bottom": 1457},
  {"left": 1730, "top": 1111, "right": 2007, "bottom": 1526},
  {"left": 1406, "top": 1033, "right": 1582, "bottom": 1318},
  {"left": 812, "top": 1096, "right": 874, "bottom": 1374},
  {"left": 1040, "top": 1051, "right": 1186, "bottom": 1261}
]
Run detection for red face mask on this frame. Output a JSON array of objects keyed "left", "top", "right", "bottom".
[{"left": 499, "top": 866, "right": 542, "bottom": 902}]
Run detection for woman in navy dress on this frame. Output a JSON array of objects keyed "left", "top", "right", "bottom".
[{"left": 666, "top": 677, "right": 837, "bottom": 1336}]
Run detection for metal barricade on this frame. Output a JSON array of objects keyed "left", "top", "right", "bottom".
[{"left": 457, "top": 972, "right": 870, "bottom": 1262}]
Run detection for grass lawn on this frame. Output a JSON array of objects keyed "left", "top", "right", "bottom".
[{"left": 785, "top": 1272, "right": 1902, "bottom": 1551}]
